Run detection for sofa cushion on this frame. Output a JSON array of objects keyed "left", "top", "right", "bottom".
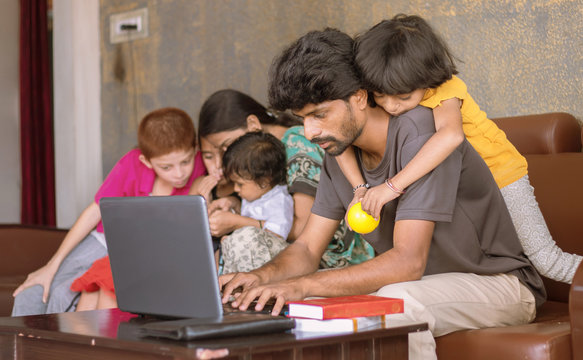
[
  {"left": 436, "top": 318, "right": 571, "bottom": 360},
  {"left": 436, "top": 300, "right": 570, "bottom": 360}
]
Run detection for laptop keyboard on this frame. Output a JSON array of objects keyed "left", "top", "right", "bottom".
[{"left": 222, "top": 301, "right": 287, "bottom": 316}]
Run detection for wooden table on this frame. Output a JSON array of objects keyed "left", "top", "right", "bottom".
[{"left": 0, "top": 309, "right": 427, "bottom": 359}]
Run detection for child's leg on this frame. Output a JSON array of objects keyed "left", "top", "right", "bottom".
[
  {"left": 221, "top": 226, "right": 288, "bottom": 274},
  {"left": 96, "top": 288, "right": 117, "bottom": 309},
  {"left": 76, "top": 291, "right": 99, "bottom": 311},
  {"left": 12, "top": 232, "right": 107, "bottom": 316},
  {"left": 501, "top": 175, "right": 582, "bottom": 283}
]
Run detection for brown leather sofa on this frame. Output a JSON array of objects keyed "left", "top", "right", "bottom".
[
  {"left": 0, "top": 225, "right": 65, "bottom": 316},
  {"left": 0, "top": 112, "right": 582, "bottom": 359},
  {"left": 436, "top": 112, "right": 583, "bottom": 360}
]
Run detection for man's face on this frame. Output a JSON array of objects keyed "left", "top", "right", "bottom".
[{"left": 294, "top": 98, "right": 363, "bottom": 156}]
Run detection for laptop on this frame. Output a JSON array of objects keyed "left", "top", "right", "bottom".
[
  {"left": 100, "top": 195, "right": 295, "bottom": 340},
  {"left": 100, "top": 195, "right": 222, "bottom": 319}
]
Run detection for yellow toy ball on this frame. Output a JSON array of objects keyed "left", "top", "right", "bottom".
[{"left": 347, "top": 202, "right": 379, "bottom": 234}]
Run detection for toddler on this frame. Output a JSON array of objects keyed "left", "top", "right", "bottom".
[{"left": 216, "top": 131, "right": 293, "bottom": 274}]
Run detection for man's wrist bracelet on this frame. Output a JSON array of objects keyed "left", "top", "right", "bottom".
[
  {"left": 385, "top": 178, "right": 405, "bottom": 194},
  {"left": 352, "top": 183, "right": 370, "bottom": 194}
]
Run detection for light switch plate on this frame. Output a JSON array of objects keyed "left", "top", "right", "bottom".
[{"left": 109, "top": 8, "right": 148, "bottom": 44}]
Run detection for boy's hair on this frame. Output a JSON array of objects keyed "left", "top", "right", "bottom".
[
  {"left": 198, "top": 89, "right": 301, "bottom": 138},
  {"left": 268, "top": 28, "right": 361, "bottom": 111},
  {"left": 355, "top": 14, "right": 458, "bottom": 95},
  {"left": 138, "top": 107, "right": 197, "bottom": 159},
  {"left": 222, "top": 131, "right": 287, "bottom": 188}
]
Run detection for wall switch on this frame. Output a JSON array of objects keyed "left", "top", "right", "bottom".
[{"left": 110, "top": 8, "right": 148, "bottom": 44}]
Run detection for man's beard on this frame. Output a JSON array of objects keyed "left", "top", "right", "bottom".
[{"left": 311, "top": 103, "right": 362, "bottom": 156}]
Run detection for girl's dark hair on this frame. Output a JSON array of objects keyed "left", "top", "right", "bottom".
[
  {"left": 222, "top": 131, "right": 287, "bottom": 188},
  {"left": 355, "top": 14, "right": 459, "bottom": 95},
  {"left": 198, "top": 89, "right": 301, "bottom": 138}
]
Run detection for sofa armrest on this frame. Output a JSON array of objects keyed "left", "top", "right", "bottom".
[
  {"left": 0, "top": 224, "right": 66, "bottom": 276},
  {"left": 492, "top": 112, "right": 582, "bottom": 155},
  {"left": 570, "top": 262, "right": 583, "bottom": 359}
]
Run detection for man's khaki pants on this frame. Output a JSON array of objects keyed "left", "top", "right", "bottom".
[{"left": 375, "top": 272, "right": 536, "bottom": 360}]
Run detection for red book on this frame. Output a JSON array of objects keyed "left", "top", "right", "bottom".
[{"left": 286, "top": 295, "right": 404, "bottom": 320}]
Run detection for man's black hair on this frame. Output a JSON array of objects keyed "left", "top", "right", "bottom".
[
  {"left": 268, "top": 28, "right": 362, "bottom": 111},
  {"left": 355, "top": 14, "right": 459, "bottom": 95}
]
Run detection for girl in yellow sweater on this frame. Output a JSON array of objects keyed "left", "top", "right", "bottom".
[{"left": 337, "top": 14, "right": 581, "bottom": 283}]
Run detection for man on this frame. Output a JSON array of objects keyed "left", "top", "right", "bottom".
[{"left": 220, "top": 28, "right": 545, "bottom": 359}]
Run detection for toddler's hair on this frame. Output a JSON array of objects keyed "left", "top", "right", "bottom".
[
  {"left": 355, "top": 14, "right": 458, "bottom": 95},
  {"left": 222, "top": 131, "right": 287, "bottom": 188},
  {"left": 138, "top": 107, "right": 197, "bottom": 159}
]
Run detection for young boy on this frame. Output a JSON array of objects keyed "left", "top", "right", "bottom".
[{"left": 13, "top": 107, "right": 209, "bottom": 314}]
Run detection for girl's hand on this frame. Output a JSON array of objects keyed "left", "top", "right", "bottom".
[
  {"left": 361, "top": 183, "right": 400, "bottom": 220},
  {"left": 344, "top": 187, "right": 368, "bottom": 229},
  {"left": 209, "top": 196, "right": 240, "bottom": 215},
  {"left": 208, "top": 167, "right": 224, "bottom": 182},
  {"left": 208, "top": 210, "right": 239, "bottom": 236},
  {"left": 190, "top": 175, "right": 219, "bottom": 202},
  {"left": 12, "top": 263, "right": 59, "bottom": 303}
]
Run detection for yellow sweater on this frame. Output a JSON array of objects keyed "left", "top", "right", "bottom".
[{"left": 419, "top": 75, "right": 527, "bottom": 188}]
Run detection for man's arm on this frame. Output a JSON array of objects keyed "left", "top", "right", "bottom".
[
  {"left": 302, "top": 219, "right": 434, "bottom": 295},
  {"left": 287, "top": 192, "right": 314, "bottom": 241},
  {"left": 230, "top": 219, "right": 434, "bottom": 314}
]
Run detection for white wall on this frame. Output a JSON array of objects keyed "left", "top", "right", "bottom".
[
  {"left": 53, "top": 0, "right": 102, "bottom": 228},
  {"left": 0, "top": 0, "right": 21, "bottom": 223}
]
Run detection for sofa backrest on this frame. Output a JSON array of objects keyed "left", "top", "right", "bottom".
[
  {"left": 493, "top": 113, "right": 583, "bottom": 303},
  {"left": 493, "top": 112, "right": 582, "bottom": 155},
  {"left": 0, "top": 224, "right": 65, "bottom": 276}
]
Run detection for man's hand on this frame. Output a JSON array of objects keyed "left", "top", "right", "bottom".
[
  {"left": 12, "top": 263, "right": 59, "bottom": 303},
  {"left": 219, "top": 272, "right": 262, "bottom": 304},
  {"left": 224, "top": 275, "right": 306, "bottom": 316},
  {"left": 360, "top": 183, "right": 399, "bottom": 219}
]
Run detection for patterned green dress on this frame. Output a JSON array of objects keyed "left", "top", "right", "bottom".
[{"left": 282, "top": 126, "right": 374, "bottom": 268}]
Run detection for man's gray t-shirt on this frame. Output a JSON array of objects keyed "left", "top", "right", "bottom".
[{"left": 312, "top": 106, "right": 545, "bottom": 307}]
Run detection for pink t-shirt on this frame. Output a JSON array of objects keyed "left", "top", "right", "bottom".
[{"left": 94, "top": 148, "right": 206, "bottom": 232}]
